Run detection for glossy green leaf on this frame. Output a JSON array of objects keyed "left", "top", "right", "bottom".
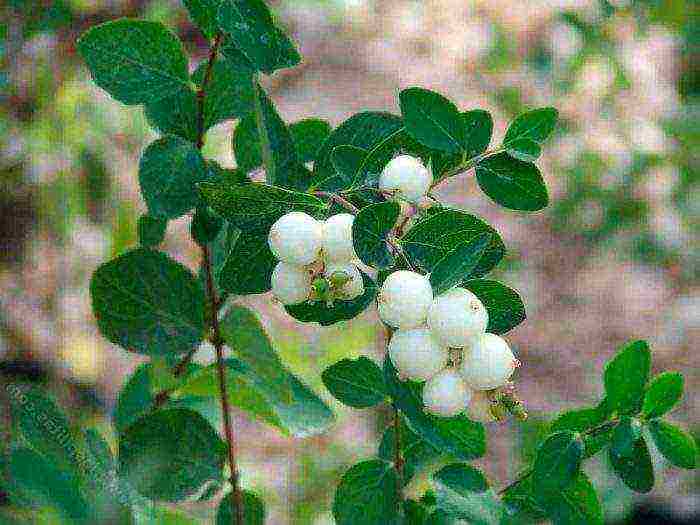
[
  {"left": 138, "top": 136, "right": 209, "bottom": 219},
  {"left": 322, "top": 357, "right": 387, "bottom": 408},
  {"left": 475, "top": 152, "right": 548, "bottom": 211},
  {"left": 144, "top": 87, "right": 199, "bottom": 142},
  {"left": 352, "top": 201, "right": 400, "bottom": 268},
  {"left": 77, "top": 19, "right": 190, "bottom": 105},
  {"left": 378, "top": 418, "right": 441, "bottom": 484},
  {"left": 137, "top": 215, "right": 167, "bottom": 248},
  {"left": 90, "top": 248, "right": 206, "bottom": 356},
  {"left": 217, "top": 0, "right": 301, "bottom": 75},
  {"left": 545, "top": 472, "right": 603, "bottom": 525},
  {"left": 463, "top": 279, "right": 526, "bottom": 335},
  {"left": 399, "top": 209, "right": 505, "bottom": 277},
  {"left": 217, "top": 490, "right": 265, "bottom": 525},
  {"left": 290, "top": 118, "right": 332, "bottom": 163},
  {"left": 400, "top": 87, "right": 464, "bottom": 153},
  {"left": 219, "top": 229, "right": 275, "bottom": 294},
  {"left": 610, "top": 417, "right": 642, "bottom": 458},
  {"left": 333, "top": 459, "right": 400, "bottom": 525},
  {"left": 550, "top": 402, "right": 613, "bottom": 458},
  {"left": 604, "top": 340, "right": 651, "bottom": 414},
  {"left": 183, "top": 0, "right": 220, "bottom": 38},
  {"left": 608, "top": 436, "right": 654, "bottom": 493},
  {"left": 433, "top": 110, "right": 493, "bottom": 179},
  {"left": 429, "top": 233, "right": 491, "bottom": 295},
  {"left": 642, "top": 372, "right": 684, "bottom": 419},
  {"left": 503, "top": 108, "right": 558, "bottom": 162},
  {"left": 648, "top": 420, "right": 697, "bottom": 469},
  {"left": 433, "top": 464, "right": 503, "bottom": 525},
  {"left": 533, "top": 431, "right": 584, "bottom": 494},
  {"left": 331, "top": 145, "right": 368, "bottom": 188}
]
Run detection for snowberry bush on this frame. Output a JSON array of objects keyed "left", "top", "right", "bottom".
[{"left": 3, "top": 1, "right": 696, "bottom": 524}]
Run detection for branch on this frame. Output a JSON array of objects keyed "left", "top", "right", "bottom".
[{"left": 434, "top": 148, "right": 504, "bottom": 185}]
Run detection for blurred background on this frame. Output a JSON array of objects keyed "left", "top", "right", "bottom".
[{"left": 0, "top": 0, "right": 697, "bottom": 523}]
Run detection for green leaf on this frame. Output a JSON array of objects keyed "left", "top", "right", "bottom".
[
  {"left": 608, "top": 436, "right": 654, "bottom": 493},
  {"left": 399, "top": 87, "right": 464, "bottom": 153},
  {"left": 429, "top": 234, "right": 491, "bottom": 295},
  {"left": 199, "top": 182, "right": 325, "bottom": 235},
  {"left": 144, "top": 87, "right": 199, "bottom": 142},
  {"left": 322, "top": 357, "right": 387, "bottom": 408},
  {"left": 533, "top": 431, "right": 584, "bottom": 494},
  {"left": 352, "top": 201, "right": 400, "bottom": 268},
  {"left": 217, "top": 490, "right": 265, "bottom": 525},
  {"left": 220, "top": 305, "right": 335, "bottom": 437},
  {"left": 191, "top": 206, "right": 223, "bottom": 245},
  {"left": 432, "top": 110, "right": 493, "bottom": 179},
  {"left": 90, "top": 248, "right": 206, "bottom": 356},
  {"left": 545, "top": 472, "right": 603, "bottom": 525},
  {"left": 77, "top": 19, "right": 189, "bottom": 105},
  {"left": 290, "top": 119, "right": 331, "bottom": 163},
  {"left": 233, "top": 114, "right": 263, "bottom": 173},
  {"left": 463, "top": 279, "right": 526, "bottom": 335},
  {"left": 604, "top": 340, "right": 651, "bottom": 414},
  {"left": 331, "top": 145, "right": 368, "bottom": 188},
  {"left": 611, "top": 417, "right": 642, "bottom": 458},
  {"left": 648, "top": 420, "right": 697, "bottom": 469},
  {"left": 550, "top": 402, "right": 612, "bottom": 458},
  {"left": 139, "top": 136, "right": 209, "bottom": 219},
  {"left": 399, "top": 209, "right": 505, "bottom": 277},
  {"left": 285, "top": 270, "right": 378, "bottom": 326},
  {"left": 217, "top": 0, "right": 301, "bottom": 75},
  {"left": 84, "top": 429, "right": 115, "bottom": 475},
  {"left": 113, "top": 363, "right": 157, "bottom": 433},
  {"left": 642, "top": 372, "right": 684, "bottom": 419},
  {"left": 219, "top": 230, "right": 275, "bottom": 294},
  {"left": 137, "top": 214, "right": 167, "bottom": 247},
  {"left": 183, "top": 0, "right": 221, "bottom": 38},
  {"left": 475, "top": 153, "right": 549, "bottom": 211},
  {"left": 119, "top": 408, "right": 226, "bottom": 502},
  {"left": 433, "top": 464, "right": 503, "bottom": 525},
  {"left": 378, "top": 419, "right": 441, "bottom": 484},
  {"left": 503, "top": 108, "right": 558, "bottom": 162},
  {"left": 333, "top": 459, "right": 400, "bottom": 525}
]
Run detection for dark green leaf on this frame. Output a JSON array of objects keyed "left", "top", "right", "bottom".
[
  {"left": 501, "top": 476, "right": 548, "bottom": 523},
  {"left": 233, "top": 114, "right": 263, "bottom": 173},
  {"left": 608, "top": 436, "right": 654, "bottom": 493},
  {"left": 219, "top": 230, "right": 275, "bottom": 294},
  {"left": 378, "top": 418, "right": 441, "bottom": 484},
  {"left": 432, "top": 110, "right": 493, "bottom": 179},
  {"left": 503, "top": 108, "right": 558, "bottom": 162},
  {"left": 604, "top": 340, "right": 651, "bottom": 414},
  {"left": 399, "top": 209, "right": 505, "bottom": 277},
  {"left": 183, "top": 0, "right": 220, "bottom": 38},
  {"left": 433, "top": 464, "right": 503, "bottom": 525},
  {"left": 550, "top": 402, "right": 612, "bottom": 458},
  {"left": 533, "top": 431, "right": 584, "bottom": 494},
  {"left": 648, "top": 420, "right": 697, "bottom": 469},
  {"left": 90, "top": 248, "right": 206, "bottom": 356},
  {"left": 113, "top": 363, "right": 156, "bottom": 433},
  {"left": 199, "top": 181, "right": 325, "bottom": 234},
  {"left": 463, "top": 279, "right": 526, "bottom": 335},
  {"left": 322, "top": 357, "right": 387, "bottom": 408},
  {"left": 611, "top": 417, "right": 642, "bottom": 458},
  {"left": 217, "top": 0, "right": 301, "bottom": 75},
  {"left": 331, "top": 145, "right": 368, "bottom": 188},
  {"left": 137, "top": 214, "right": 167, "bottom": 247},
  {"left": 333, "top": 459, "right": 400, "bottom": 525},
  {"left": 285, "top": 270, "right": 378, "bottom": 326},
  {"left": 77, "top": 19, "right": 190, "bottom": 105},
  {"left": 84, "top": 429, "right": 115, "bottom": 475},
  {"left": 545, "top": 472, "right": 603, "bottom": 525},
  {"left": 290, "top": 119, "right": 332, "bottom": 163},
  {"left": 429, "top": 234, "right": 491, "bottom": 295},
  {"left": 139, "top": 136, "right": 209, "bottom": 219},
  {"left": 217, "top": 490, "right": 265, "bottom": 525},
  {"left": 191, "top": 206, "right": 223, "bottom": 245},
  {"left": 642, "top": 372, "right": 684, "bottom": 419},
  {"left": 352, "top": 201, "right": 400, "bottom": 268},
  {"left": 144, "top": 87, "right": 199, "bottom": 142},
  {"left": 400, "top": 87, "right": 465, "bottom": 153},
  {"left": 475, "top": 153, "right": 548, "bottom": 211}
]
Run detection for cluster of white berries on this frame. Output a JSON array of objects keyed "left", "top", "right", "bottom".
[
  {"left": 380, "top": 271, "right": 518, "bottom": 419},
  {"left": 268, "top": 212, "right": 364, "bottom": 306}
]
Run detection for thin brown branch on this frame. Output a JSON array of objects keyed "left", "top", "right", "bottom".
[{"left": 196, "top": 32, "right": 224, "bottom": 149}]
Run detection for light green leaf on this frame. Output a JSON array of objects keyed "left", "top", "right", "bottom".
[
  {"left": 90, "top": 248, "right": 206, "bottom": 356},
  {"left": 429, "top": 233, "right": 491, "bottom": 295},
  {"left": 333, "top": 460, "right": 400, "bottom": 525},
  {"left": 503, "top": 108, "right": 558, "bottom": 162},
  {"left": 533, "top": 431, "right": 584, "bottom": 494},
  {"left": 399, "top": 87, "right": 465, "bottom": 153},
  {"left": 475, "top": 152, "right": 548, "bottom": 211},
  {"left": 463, "top": 279, "right": 526, "bottom": 335},
  {"left": 322, "top": 357, "right": 387, "bottom": 408},
  {"left": 290, "top": 118, "right": 332, "bottom": 163},
  {"left": 183, "top": 0, "right": 221, "bottom": 38},
  {"left": 608, "top": 436, "right": 654, "bottom": 493},
  {"left": 219, "top": 230, "right": 275, "bottom": 294},
  {"left": 648, "top": 420, "right": 697, "bottom": 469},
  {"left": 642, "top": 372, "right": 684, "bottom": 419},
  {"left": 352, "top": 201, "right": 400, "bottom": 268},
  {"left": 433, "top": 464, "right": 503, "bottom": 525},
  {"left": 217, "top": 490, "right": 265, "bottom": 525},
  {"left": 77, "top": 19, "right": 190, "bottom": 105},
  {"left": 604, "top": 340, "right": 651, "bottom": 414},
  {"left": 137, "top": 215, "right": 167, "bottom": 248}
]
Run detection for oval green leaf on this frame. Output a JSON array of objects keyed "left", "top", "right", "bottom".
[
  {"left": 648, "top": 420, "right": 697, "bottom": 470},
  {"left": 463, "top": 279, "right": 526, "bottom": 335},
  {"left": 217, "top": 490, "right": 265, "bottom": 525},
  {"left": 352, "top": 201, "right": 400, "bottom": 268},
  {"left": 475, "top": 152, "right": 549, "bottom": 211},
  {"left": 322, "top": 356, "right": 387, "bottom": 408},
  {"left": 642, "top": 372, "right": 684, "bottom": 420},
  {"left": 608, "top": 436, "right": 654, "bottom": 493},
  {"left": 604, "top": 340, "right": 651, "bottom": 414},
  {"left": 333, "top": 459, "right": 400, "bottom": 525},
  {"left": 533, "top": 431, "right": 584, "bottom": 494},
  {"left": 429, "top": 233, "right": 491, "bottom": 295},
  {"left": 400, "top": 87, "right": 465, "bottom": 153},
  {"left": 503, "top": 108, "right": 558, "bottom": 163}
]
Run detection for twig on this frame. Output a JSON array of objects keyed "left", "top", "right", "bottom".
[
  {"left": 436, "top": 148, "right": 504, "bottom": 184},
  {"left": 196, "top": 33, "right": 223, "bottom": 150}
]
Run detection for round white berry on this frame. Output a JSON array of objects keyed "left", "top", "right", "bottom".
[
  {"left": 325, "top": 262, "right": 364, "bottom": 300},
  {"left": 388, "top": 328, "right": 449, "bottom": 381},
  {"left": 271, "top": 262, "right": 312, "bottom": 305},
  {"left": 427, "top": 288, "right": 488, "bottom": 348},
  {"left": 461, "top": 333, "right": 517, "bottom": 390},
  {"left": 466, "top": 390, "right": 496, "bottom": 423},
  {"left": 322, "top": 213, "right": 357, "bottom": 263},
  {"left": 268, "top": 212, "right": 323, "bottom": 265},
  {"left": 422, "top": 368, "right": 472, "bottom": 417},
  {"left": 379, "top": 154, "right": 432, "bottom": 202},
  {"left": 377, "top": 270, "right": 433, "bottom": 329}
]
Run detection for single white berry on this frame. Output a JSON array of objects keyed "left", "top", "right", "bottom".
[
  {"left": 388, "top": 328, "right": 449, "bottom": 381},
  {"left": 461, "top": 333, "right": 517, "bottom": 390},
  {"left": 379, "top": 154, "right": 432, "bottom": 202},
  {"left": 466, "top": 390, "right": 496, "bottom": 423},
  {"left": 271, "top": 262, "right": 312, "bottom": 305},
  {"left": 428, "top": 288, "right": 488, "bottom": 348},
  {"left": 325, "top": 262, "right": 364, "bottom": 300},
  {"left": 377, "top": 270, "right": 433, "bottom": 329},
  {"left": 268, "top": 212, "right": 323, "bottom": 265},
  {"left": 322, "top": 213, "right": 357, "bottom": 262},
  {"left": 422, "top": 368, "right": 472, "bottom": 417}
]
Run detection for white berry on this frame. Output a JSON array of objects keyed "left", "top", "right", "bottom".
[
  {"left": 466, "top": 390, "right": 496, "bottom": 423},
  {"left": 268, "top": 212, "right": 323, "bottom": 265},
  {"left": 422, "top": 368, "right": 472, "bottom": 417},
  {"left": 428, "top": 288, "right": 488, "bottom": 348},
  {"left": 388, "top": 328, "right": 449, "bottom": 381},
  {"left": 322, "top": 213, "right": 357, "bottom": 263},
  {"left": 271, "top": 262, "right": 312, "bottom": 305},
  {"left": 325, "top": 262, "right": 364, "bottom": 300},
  {"left": 379, "top": 154, "right": 432, "bottom": 202},
  {"left": 377, "top": 270, "right": 433, "bottom": 329},
  {"left": 461, "top": 333, "right": 517, "bottom": 390}
]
